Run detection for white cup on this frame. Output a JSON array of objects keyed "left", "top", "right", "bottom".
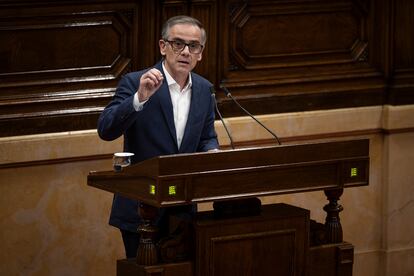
[{"left": 113, "top": 152, "right": 134, "bottom": 172}]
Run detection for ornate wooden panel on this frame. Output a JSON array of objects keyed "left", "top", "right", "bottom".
[
  {"left": 195, "top": 204, "right": 309, "bottom": 276},
  {"left": 0, "top": 1, "right": 138, "bottom": 136},
  {"left": 229, "top": 2, "right": 366, "bottom": 70},
  {"left": 215, "top": 0, "right": 385, "bottom": 116}
]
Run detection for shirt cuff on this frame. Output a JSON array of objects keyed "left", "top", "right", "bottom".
[{"left": 133, "top": 92, "right": 147, "bottom": 112}]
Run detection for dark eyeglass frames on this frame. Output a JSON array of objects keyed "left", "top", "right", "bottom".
[{"left": 165, "top": 39, "right": 204, "bottom": 54}]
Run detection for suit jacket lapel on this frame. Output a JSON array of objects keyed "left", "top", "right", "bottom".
[{"left": 156, "top": 63, "right": 178, "bottom": 149}]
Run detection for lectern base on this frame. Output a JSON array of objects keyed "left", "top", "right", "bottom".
[
  {"left": 116, "top": 204, "right": 354, "bottom": 276},
  {"left": 117, "top": 259, "right": 192, "bottom": 276},
  {"left": 117, "top": 242, "right": 353, "bottom": 276},
  {"left": 309, "top": 242, "right": 354, "bottom": 276},
  {"left": 195, "top": 203, "right": 309, "bottom": 276}
]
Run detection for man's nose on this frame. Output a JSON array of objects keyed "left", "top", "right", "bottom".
[{"left": 180, "top": 44, "right": 190, "bottom": 55}]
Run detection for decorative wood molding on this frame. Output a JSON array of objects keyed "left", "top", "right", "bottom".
[
  {"left": 0, "top": 153, "right": 112, "bottom": 170},
  {"left": 0, "top": 0, "right": 412, "bottom": 137},
  {"left": 388, "top": 0, "right": 414, "bottom": 104}
]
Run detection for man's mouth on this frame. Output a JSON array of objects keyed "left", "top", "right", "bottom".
[{"left": 178, "top": 60, "right": 190, "bottom": 65}]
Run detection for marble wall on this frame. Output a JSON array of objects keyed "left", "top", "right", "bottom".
[{"left": 0, "top": 105, "right": 413, "bottom": 276}]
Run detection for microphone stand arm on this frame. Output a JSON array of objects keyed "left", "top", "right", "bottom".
[
  {"left": 223, "top": 88, "right": 281, "bottom": 145},
  {"left": 211, "top": 92, "right": 235, "bottom": 149}
]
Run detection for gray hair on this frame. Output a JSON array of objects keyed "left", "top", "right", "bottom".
[{"left": 161, "top": 15, "right": 207, "bottom": 45}]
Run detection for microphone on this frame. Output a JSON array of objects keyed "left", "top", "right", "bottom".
[
  {"left": 210, "top": 86, "right": 235, "bottom": 149},
  {"left": 221, "top": 87, "right": 281, "bottom": 145}
]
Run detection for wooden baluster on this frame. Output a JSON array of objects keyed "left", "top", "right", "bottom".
[
  {"left": 136, "top": 203, "right": 159, "bottom": 265},
  {"left": 323, "top": 188, "right": 344, "bottom": 243}
]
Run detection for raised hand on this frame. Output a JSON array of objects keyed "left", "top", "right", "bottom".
[{"left": 137, "top": 68, "right": 164, "bottom": 102}]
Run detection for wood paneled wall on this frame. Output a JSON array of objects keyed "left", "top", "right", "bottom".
[{"left": 0, "top": 0, "right": 412, "bottom": 137}]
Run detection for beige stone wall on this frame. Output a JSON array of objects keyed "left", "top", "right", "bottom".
[
  {"left": 0, "top": 105, "right": 413, "bottom": 276},
  {"left": 0, "top": 132, "right": 125, "bottom": 276}
]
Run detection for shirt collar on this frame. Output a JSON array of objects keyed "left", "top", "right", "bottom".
[{"left": 162, "top": 62, "right": 192, "bottom": 90}]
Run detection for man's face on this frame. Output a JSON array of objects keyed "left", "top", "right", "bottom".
[{"left": 159, "top": 23, "right": 203, "bottom": 81}]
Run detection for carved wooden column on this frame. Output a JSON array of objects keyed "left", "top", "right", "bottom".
[
  {"left": 136, "top": 203, "right": 159, "bottom": 265},
  {"left": 323, "top": 188, "right": 344, "bottom": 243}
]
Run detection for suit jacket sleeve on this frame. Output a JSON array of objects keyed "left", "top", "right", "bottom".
[{"left": 97, "top": 72, "right": 142, "bottom": 141}]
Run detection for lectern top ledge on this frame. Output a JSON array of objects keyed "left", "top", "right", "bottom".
[{"left": 88, "top": 139, "right": 369, "bottom": 208}]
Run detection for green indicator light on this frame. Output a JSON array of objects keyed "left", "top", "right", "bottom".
[
  {"left": 149, "top": 185, "right": 156, "bottom": 195},
  {"left": 350, "top": 168, "right": 358, "bottom": 177},
  {"left": 169, "top": 185, "right": 176, "bottom": 195}
]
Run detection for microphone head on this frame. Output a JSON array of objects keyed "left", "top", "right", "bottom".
[
  {"left": 221, "top": 86, "right": 231, "bottom": 97},
  {"left": 209, "top": 86, "right": 216, "bottom": 96}
]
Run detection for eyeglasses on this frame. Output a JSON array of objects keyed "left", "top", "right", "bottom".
[{"left": 165, "top": 39, "right": 204, "bottom": 54}]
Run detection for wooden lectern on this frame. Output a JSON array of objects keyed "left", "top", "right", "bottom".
[{"left": 88, "top": 139, "right": 369, "bottom": 276}]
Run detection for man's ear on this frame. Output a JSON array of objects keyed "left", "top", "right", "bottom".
[
  {"left": 197, "top": 52, "right": 203, "bottom": 61},
  {"left": 159, "top": 40, "right": 166, "bottom": 56}
]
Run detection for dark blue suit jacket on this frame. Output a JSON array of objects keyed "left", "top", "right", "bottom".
[{"left": 97, "top": 61, "right": 219, "bottom": 232}]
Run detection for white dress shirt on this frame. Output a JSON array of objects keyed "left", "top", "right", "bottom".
[{"left": 133, "top": 63, "right": 192, "bottom": 149}]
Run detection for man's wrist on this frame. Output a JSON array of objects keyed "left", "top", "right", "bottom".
[
  {"left": 133, "top": 92, "right": 147, "bottom": 111},
  {"left": 137, "top": 90, "right": 148, "bottom": 102}
]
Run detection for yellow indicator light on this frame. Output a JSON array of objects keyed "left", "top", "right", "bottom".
[
  {"left": 169, "top": 185, "right": 176, "bottom": 195},
  {"left": 350, "top": 168, "right": 358, "bottom": 177},
  {"left": 149, "top": 185, "right": 156, "bottom": 195}
]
